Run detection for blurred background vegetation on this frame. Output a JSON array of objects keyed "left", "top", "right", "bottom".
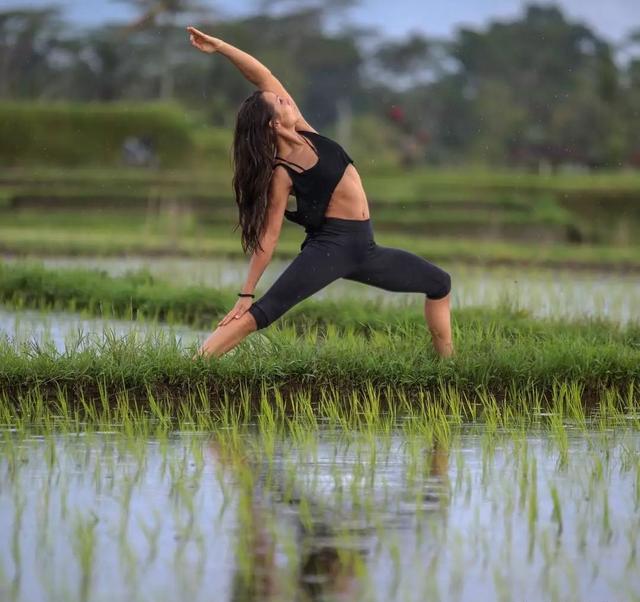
[{"left": 1, "top": 0, "right": 640, "bottom": 263}]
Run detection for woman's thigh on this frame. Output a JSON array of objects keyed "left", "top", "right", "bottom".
[
  {"left": 248, "top": 237, "right": 355, "bottom": 329},
  {"left": 343, "top": 242, "right": 451, "bottom": 300}
]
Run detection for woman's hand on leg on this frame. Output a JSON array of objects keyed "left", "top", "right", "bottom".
[{"left": 218, "top": 297, "right": 254, "bottom": 327}]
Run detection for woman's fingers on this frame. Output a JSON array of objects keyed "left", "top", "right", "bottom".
[
  {"left": 217, "top": 303, "right": 250, "bottom": 326},
  {"left": 187, "top": 27, "right": 203, "bottom": 41},
  {"left": 219, "top": 309, "right": 238, "bottom": 326},
  {"left": 187, "top": 26, "right": 211, "bottom": 43},
  {"left": 186, "top": 26, "right": 220, "bottom": 53}
]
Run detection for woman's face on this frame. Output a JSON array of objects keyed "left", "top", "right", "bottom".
[{"left": 262, "top": 91, "right": 296, "bottom": 130}]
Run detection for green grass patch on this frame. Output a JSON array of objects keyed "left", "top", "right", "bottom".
[
  {"left": 1, "top": 260, "right": 640, "bottom": 334},
  {"left": 0, "top": 305, "right": 638, "bottom": 409},
  {"left": 1, "top": 224, "right": 639, "bottom": 270},
  {"left": 0, "top": 260, "right": 639, "bottom": 407}
]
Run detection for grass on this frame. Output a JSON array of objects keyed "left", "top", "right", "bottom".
[
  {"left": 1, "top": 224, "right": 639, "bottom": 270},
  {"left": 0, "top": 260, "right": 231, "bottom": 329},
  {"left": 2, "top": 259, "right": 640, "bottom": 333},
  {"left": 3, "top": 163, "right": 640, "bottom": 250},
  {"left": 4, "top": 164, "right": 640, "bottom": 193},
  {"left": 0, "top": 365, "right": 638, "bottom": 600},
  {"left": 0, "top": 303, "right": 638, "bottom": 409},
  {"left": 1, "top": 258, "right": 639, "bottom": 406}
]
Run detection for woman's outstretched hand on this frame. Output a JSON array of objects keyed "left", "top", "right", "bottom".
[
  {"left": 186, "top": 26, "right": 224, "bottom": 54},
  {"left": 218, "top": 297, "right": 254, "bottom": 327}
]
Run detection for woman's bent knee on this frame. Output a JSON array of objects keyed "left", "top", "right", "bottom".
[
  {"left": 247, "top": 303, "right": 270, "bottom": 330},
  {"left": 244, "top": 310, "right": 259, "bottom": 332},
  {"left": 426, "top": 270, "right": 451, "bottom": 300}
]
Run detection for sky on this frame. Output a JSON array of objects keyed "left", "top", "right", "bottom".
[{"left": 3, "top": 0, "right": 640, "bottom": 43}]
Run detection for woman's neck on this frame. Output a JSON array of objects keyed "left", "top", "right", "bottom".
[{"left": 275, "top": 126, "right": 305, "bottom": 157}]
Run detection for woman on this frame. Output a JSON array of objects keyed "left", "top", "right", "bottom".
[{"left": 187, "top": 26, "right": 454, "bottom": 359}]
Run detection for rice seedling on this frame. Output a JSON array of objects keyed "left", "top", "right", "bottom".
[
  {"left": 1, "top": 369, "right": 639, "bottom": 601},
  {"left": 2, "top": 313, "right": 639, "bottom": 419}
]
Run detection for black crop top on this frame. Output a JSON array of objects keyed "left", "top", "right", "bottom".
[{"left": 272, "top": 130, "right": 355, "bottom": 232}]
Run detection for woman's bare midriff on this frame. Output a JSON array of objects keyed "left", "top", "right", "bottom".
[{"left": 324, "top": 164, "right": 370, "bottom": 220}]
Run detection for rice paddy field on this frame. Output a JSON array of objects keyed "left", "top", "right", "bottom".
[
  {"left": 3, "top": 47, "right": 640, "bottom": 601},
  {"left": 3, "top": 164, "right": 640, "bottom": 272},
  {"left": 1, "top": 241, "right": 639, "bottom": 601},
  {"left": 1, "top": 384, "right": 639, "bottom": 601}
]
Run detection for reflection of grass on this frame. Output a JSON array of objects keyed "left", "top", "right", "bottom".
[
  {"left": 71, "top": 512, "right": 99, "bottom": 602},
  {"left": 0, "top": 380, "right": 638, "bottom": 601}
]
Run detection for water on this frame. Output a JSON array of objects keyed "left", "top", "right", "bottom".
[
  {"left": 0, "top": 307, "right": 209, "bottom": 355},
  {"left": 3, "top": 255, "right": 639, "bottom": 325},
  {"left": 0, "top": 424, "right": 638, "bottom": 601}
]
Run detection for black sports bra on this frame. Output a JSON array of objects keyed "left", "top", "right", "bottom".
[{"left": 272, "top": 130, "right": 355, "bottom": 232}]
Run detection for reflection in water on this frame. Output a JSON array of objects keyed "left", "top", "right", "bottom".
[
  {"left": 211, "top": 437, "right": 451, "bottom": 602},
  {"left": 0, "top": 426, "right": 638, "bottom": 601}
]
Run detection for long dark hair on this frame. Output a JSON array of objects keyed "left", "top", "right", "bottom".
[{"left": 232, "top": 90, "right": 278, "bottom": 255}]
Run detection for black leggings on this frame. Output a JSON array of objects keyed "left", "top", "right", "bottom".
[{"left": 247, "top": 217, "right": 451, "bottom": 330}]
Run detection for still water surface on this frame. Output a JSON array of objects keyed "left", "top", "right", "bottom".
[
  {"left": 0, "top": 307, "right": 208, "bottom": 354},
  {"left": 0, "top": 424, "right": 638, "bottom": 602}
]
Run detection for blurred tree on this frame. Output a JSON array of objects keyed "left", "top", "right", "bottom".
[
  {"left": 254, "top": 0, "right": 358, "bottom": 19},
  {"left": 0, "top": 7, "right": 65, "bottom": 98},
  {"left": 466, "top": 78, "right": 528, "bottom": 167},
  {"left": 2, "top": 1, "right": 640, "bottom": 169},
  {"left": 449, "top": 4, "right": 624, "bottom": 168},
  {"left": 372, "top": 32, "right": 433, "bottom": 90},
  {"left": 620, "top": 29, "right": 640, "bottom": 167},
  {"left": 204, "top": 6, "right": 364, "bottom": 131},
  {"left": 365, "top": 32, "right": 453, "bottom": 165},
  {"left": 116, "top": 0, "right": 215, "bottom": 99}
]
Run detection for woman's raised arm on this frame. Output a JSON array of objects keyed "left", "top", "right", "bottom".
[{"left": 187, "top": 26, "right": 315, "bottom": 131}]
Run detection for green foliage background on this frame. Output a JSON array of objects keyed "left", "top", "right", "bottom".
[{"left": 2, "top": 2, "right": 640, "bottom": 169}]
